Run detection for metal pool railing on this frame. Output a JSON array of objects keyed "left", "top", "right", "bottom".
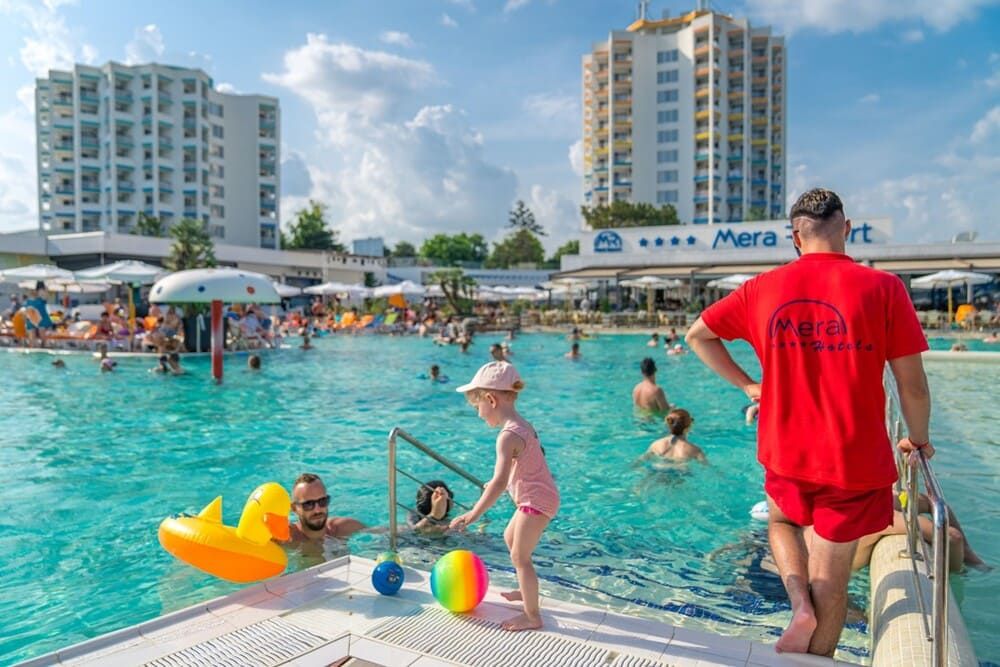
[
  {"left": 883, "top": 368, "right": 950, "bottom": 667},
  {"left": 388, "top": 427, "right": 486, "bottom": 552}
]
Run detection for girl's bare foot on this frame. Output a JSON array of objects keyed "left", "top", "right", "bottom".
[
  {"left": 500, "top": 590, "right": 522, "bottom": 601},
  {"left": 501, "top": 612, "right": 542, "bottom": 631}
]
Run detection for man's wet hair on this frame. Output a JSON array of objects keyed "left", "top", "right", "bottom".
[{"left": 640, "top": 357, "right": 657, "bottom": 377}]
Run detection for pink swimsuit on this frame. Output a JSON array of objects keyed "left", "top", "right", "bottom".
[{"left": 503, "top": 421, "right": 559, "bottom": 519}]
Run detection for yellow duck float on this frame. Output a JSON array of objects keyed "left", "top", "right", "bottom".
[{"left": 158, "top": 482, "right": 291, "bottom": 583}]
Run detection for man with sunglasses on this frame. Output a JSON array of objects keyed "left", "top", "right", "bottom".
[
  {"left": 289, "top": 473, "right": 365, "bottom": 542},
  {"left": 686, "top": 188, "right": 931, "bottom": 658}
]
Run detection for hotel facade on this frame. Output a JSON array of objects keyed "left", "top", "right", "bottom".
[
  {"left": 34, "top": 63, "right": 280, "bottom": 249},
  {"left": 582, "top": 6, "right": 786, "bottom": 224}
]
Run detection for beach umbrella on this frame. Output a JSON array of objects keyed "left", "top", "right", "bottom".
[
  {"left": 151, "top": 268, "right": 280, "bottom": 384},
  {"left": 0, "top": 264, "right": 74, "bottom": 283},
  {"left": 372, "top": 280, "right": 426, "bottom": 298},
  {"left": 272, "top": 282, "right": 302, "bottom": 298},
  {"left": 911, "top": 270, "right": 993, "bottom": 325},
  {"left": 303, "top": 282, "right": 371, "bottom": 299},
  {"left": 76, "top": 261, "right": 168, "bottom": 348},
  {"left": 619, "top": 276, "right": 681, "bottom": 316},
  {"left": 706, "top": 274, "right": 754, "bottom": 291}
]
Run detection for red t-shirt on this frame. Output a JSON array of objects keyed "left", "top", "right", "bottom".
[{"left": 701, "top": 253, "right": 928, "bottom": 490}]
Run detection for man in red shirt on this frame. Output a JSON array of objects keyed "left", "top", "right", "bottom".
[{"left": 686, "top": 189, "right": 933, "bottom": 657}]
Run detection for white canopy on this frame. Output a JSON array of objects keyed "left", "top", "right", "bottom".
[
  {"left": 303, "top": 281, "right": 370, "bottom": 298},
  {"left": 372, "top": 280, "right": 426, "bottom": 298},
  {"left": 620, "top": 275, "right": 683, "bottom": 289},
  {"left": 76, "top": 260, "right": 167, "bottom": 285},
  {"left": 150, "top": 268, "right": 281, "bottom": 304},
  {"left": 910, "top": 270, "right": 993, "bottom": 289},
  {"left": 706, "top": 274, "right": 755, "bottom": 290},
  {"left": 0, "top": 264, "right": 75, "bottom": 283},
  {"left": 272, "top": 282, "right": 303, "bottom": 298}
]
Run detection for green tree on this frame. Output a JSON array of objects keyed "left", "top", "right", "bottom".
[
  {"left": 419, "top": 233, "right": 488, "bottom": 266},
  {"left": 580, "top": 201, "right": 680, "bottom": 229},
  {"left": 133, "top": 212, "right": 164, "bottom": 237},
  {"left": 745, "top": 206, "right": 767, "bottom": 222},
  {"left": 508, "top": 200, "right": 545, "bottom": 236},
  {"left": 283, "top": 200, "right": 345, "bottom": 251},
  {"left": 544, "top": 239, "right": 580, "bottom": 269},
  {"left": 428, "top": 268, "right": 476, "bottom": 315},
  {"left": 485, "top": 228, "right": 545, "bottom": 269},
  {"left": 392, "top": 241, "right": 417, "bottom": 258},
  {"left": 165, "top": 218, "right": 217, "bottom": 271}
]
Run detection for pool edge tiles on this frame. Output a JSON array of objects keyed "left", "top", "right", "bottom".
[{"left": 20, "top": 556, "right": 854, "bottom": 667}]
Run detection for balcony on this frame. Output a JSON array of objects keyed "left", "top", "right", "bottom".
[
  {"left": 54, "top": 185, "right": 74, "bottom": 195},
  {"left": 752, "top": 96, "right": 768, "bottom": 107},
  {"left": 118, "top": 181, "right": 135, "bottom": 192},
  {"left": 54, "top": 141, "right": 74, "bottom": 151},
  {"left": 80, "top": 136, "right": 99, "bottom": 148},
  {"left": 751, "top": 138, "right": 768, "bottom": 146},
  {"left": 727, "top": 172, "right": 743, "bottom": 181},
  {"left": 694, "top": 151, "right": 720, "bottom": 162}
]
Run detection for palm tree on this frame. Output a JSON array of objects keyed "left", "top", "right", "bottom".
[{"left": 166, "top": 218, "right": 217, "bottom": 271}]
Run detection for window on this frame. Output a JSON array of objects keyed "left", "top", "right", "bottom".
[
  {"left": 656, "top": 89, "right": 678, "bottom": 104},
  {"left": 657, "top": 151, "right": 678, "bottom": 164},
  {"left": 657, "top": 169, "right": 678, "bottom": 182},
  {"left": 211, "top": 125, "right": 224, "bottom": 139},
  {"left": 656, "top": 190, "right": 679, "bottom": 204},
  {"left": 657, "top": 109, "right": 678, "bottom": 123},
  {"left": 656, "top": 70, "right": 679, "bottom": 84},
  {"left": 657, "top": 129, "right": 678, "bottom": 143},
  {"left": 656, "top": 49, "right": 679, "bottom": 64}
]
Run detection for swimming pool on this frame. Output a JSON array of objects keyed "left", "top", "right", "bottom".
[{"left": 0, "top": 333, "right": 996, "bottom": 665}]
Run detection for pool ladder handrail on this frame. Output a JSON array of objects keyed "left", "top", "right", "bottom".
[
  {"left": 883, "top": 368, "right": 950, "bottom": 667},
  {"left": 388, "top": 427, "right": 486, "bottom": 552}
]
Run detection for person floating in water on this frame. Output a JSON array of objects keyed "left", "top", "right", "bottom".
[
  {"left": 428, "top": 364, "right": 449, "bottom": 383},
  {"left": 450, "top": 362, "right": 559, "bottom": 632},
  {"left": 632, "top": 357, "right": 669, "bottom": 413},
  {"left": 639, "top": 408, "right": 706, "bottom": 463}
]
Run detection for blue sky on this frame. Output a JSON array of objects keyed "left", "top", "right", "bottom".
[{"left": 0, "top": 0, "right": 997, "bottom": 252}]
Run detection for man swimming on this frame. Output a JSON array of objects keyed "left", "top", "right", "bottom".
[{"left": 631, "top": 357, "right": 669, "bottom": 413}]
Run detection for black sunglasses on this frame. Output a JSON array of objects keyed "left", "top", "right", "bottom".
[{"left": 295, "top": 495, "right": 330, "bottom": 511}]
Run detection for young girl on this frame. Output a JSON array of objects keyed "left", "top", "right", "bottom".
[
  {"left": 640, "top": 408, "right": 706, "bottom": 463},
  {"left": 450, "top": 361, "right": 559, "bottom": 632}
]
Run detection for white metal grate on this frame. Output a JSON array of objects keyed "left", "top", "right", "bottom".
[{"left": 142, "top": 617, "right": 328, "bottom": 667}]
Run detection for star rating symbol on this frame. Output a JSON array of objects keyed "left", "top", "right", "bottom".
[
  {"left": 638, "top": 238, "right": 649, "bottom": 247},
  {"left": 670, "top": 236, "right": 681, "bottom": 246},
  {"left": 686, "top": 236, "right": 697, "bottom": 246},
  {"left": 654, "top": 237, "right": 664, "bottom": 247}
]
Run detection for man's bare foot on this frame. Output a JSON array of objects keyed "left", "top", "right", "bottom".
[
  {"left": 775, "top": 608, "right": 816, "bottom": 654},
  {"left": 501, "top": 612, "right": 542, "bottom": 632},
  {"left": 500, "top": 590, "right": 522, "bottom": 601}
]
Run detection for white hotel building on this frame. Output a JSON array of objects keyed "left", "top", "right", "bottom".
[
  {"left": 35, "top": 63, "right": 280, "bottom": 249},
  {"left": 582, "top": 5, "right": 786, "bottom": 224}
]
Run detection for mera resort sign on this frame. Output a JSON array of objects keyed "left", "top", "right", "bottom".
[{"left": 585, "top": 219, "right": 892, "bottom": 256}]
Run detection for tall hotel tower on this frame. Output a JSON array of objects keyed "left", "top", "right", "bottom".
[
  {"left": 582, "top": 3, "right": 786, "bottom": 224},
  {"left": 35, "top": 63, "right": 281, "bottom": 249}
]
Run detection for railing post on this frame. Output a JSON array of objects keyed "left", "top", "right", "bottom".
[{"left": 388, "top": 428, "right": 398, "bottom": 552}]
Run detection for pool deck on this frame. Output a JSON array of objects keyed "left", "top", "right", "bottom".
[{"left": 20, "top": 556, "right": 852, "bottom": 667}]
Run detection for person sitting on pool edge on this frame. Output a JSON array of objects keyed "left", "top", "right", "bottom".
[
  {"left": 639, "top": 408, "right": 706, "bottom": 463},
  {"left": 408, "top": 480, "right": 454, "bottom": 534},
  {"left": 289, "top": 473, "right": 365, "bottom": 542},
  {"left": 632, "top": 357, "right": 669, "bottom": 413}
]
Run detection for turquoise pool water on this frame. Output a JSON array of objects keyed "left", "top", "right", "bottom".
[{"left": 0, "top": 334, "right": 996, "bottom": 665}]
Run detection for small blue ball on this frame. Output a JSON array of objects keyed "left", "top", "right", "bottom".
[{"left": 372, "top": 561, "right": 404, "bottom": 596}]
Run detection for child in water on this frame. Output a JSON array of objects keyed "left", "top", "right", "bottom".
[
  {"left": 640, "top": 408, "right": 706, "bottom": 463},
  {"left": 450, "top": 361, "right": 559, "bottom": 631}
]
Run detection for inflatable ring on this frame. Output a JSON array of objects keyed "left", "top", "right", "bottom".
[{"left": 158, "top": 482, "right": 291, "bottom": 583}]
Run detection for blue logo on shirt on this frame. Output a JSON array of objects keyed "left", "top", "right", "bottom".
[{"left": 593, "top": 230, "right": 623, "bottom": 253}]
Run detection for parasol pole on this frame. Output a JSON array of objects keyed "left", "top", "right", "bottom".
[{"left": 211, "top": 300, "right": 223, "bottom": 383}]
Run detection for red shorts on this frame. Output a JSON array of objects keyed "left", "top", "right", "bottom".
[{"left": 764, "top": 470, "right": 893, "bottom": 543}]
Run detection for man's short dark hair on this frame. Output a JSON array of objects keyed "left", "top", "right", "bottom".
[
  {"left": 790, "top": 188, "right": 844, "bottom": 222},
  {"left": 295, "top": 473, "right": 321, "bottom": 488},
  {"left": 641, "top": 357, "right": 657, "bottom": 377}
]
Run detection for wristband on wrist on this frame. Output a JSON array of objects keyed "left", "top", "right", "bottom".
[{"left": 910, "top": 441, "right": 929, "bottom": 449}]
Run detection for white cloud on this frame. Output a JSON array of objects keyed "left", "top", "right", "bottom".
[
  {"left": 15, "top": 85, "right": 35, "bottom": 114},
  {"left": 859, "top": 93, "right": 880, "bottom": 104},
  {"left": 744, "top": 0, "right": 998, "bottom": 34},
  {"left": 125, "top": 24, "right": 165, "bottom": 65},
  {"left": 446, "top": 0, "right": 475, "bottom": 10},
  {"left": 901, "top": 28, "right": 925, "bottom": 42},
  {"left": 527, "top": 185, "right": 581, "bottom": 252},
  {"left": 0, "top": 106, "right": 39, "bottom": 231},
  {"left": 970, "top": 105, "right": 1000, "bottom": 142},
  {"left": 379, "top": 30, "right": 415, "bottom": 48},
  {"left": 267, "top": 37, "right": 518, "bottom": 247},
  {"left": 568, "top": 140, "right": 584, "bottom": 177},
  {"left": 216, "top": 82, "right": 240, "bottom": 94},
  {"left": 1, "top": 0, "right": 98, "bottom": 77},
  {"left": 523, "top": 92, "right": 578, "bottom": 123},
  {"left": 441, "top": 13, "right": 459, "bottom": 28},
  {"left": 986, "top": 52, "right": 1000, "bottom": 88},
  {"left": 504, "top": 0, "right": 532, "bottom": 11}
]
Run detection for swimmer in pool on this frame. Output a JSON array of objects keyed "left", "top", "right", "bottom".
[
  {"left": 408, "top": 480, "right": 454, "bottom": 534},
  {"left": 647, "top": 333, "right": 660, "bottom": 348},
  {"left": 639, "top": 408, "right": 706, "bottom": 463},
  {"left": 51, "top": 359, "right": 66, "bottom": 368},
  {"left": 490, "top": 343, "right": 507, "bottom": 362},
  {"left": 631, "top": 357, "right": 669, "bottom": 413},
  {"left": 248, "top": 354, "right": 261, "bottom": 370},
  {"left": 666, "top": 344, "right": 687, "bottom": 356},
  {"left": 300, "top": 332, "right": 313, "bottom": 350},
  {"left": 565, "top": 342, "right": 581, "bottom": 359},
  {"left": 429, "top": 364, "right": 449, "bottom": 383}
]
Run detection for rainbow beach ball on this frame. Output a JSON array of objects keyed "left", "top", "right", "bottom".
[{"left": 430, "top": 550, "right": 489, "bottom": 613}]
